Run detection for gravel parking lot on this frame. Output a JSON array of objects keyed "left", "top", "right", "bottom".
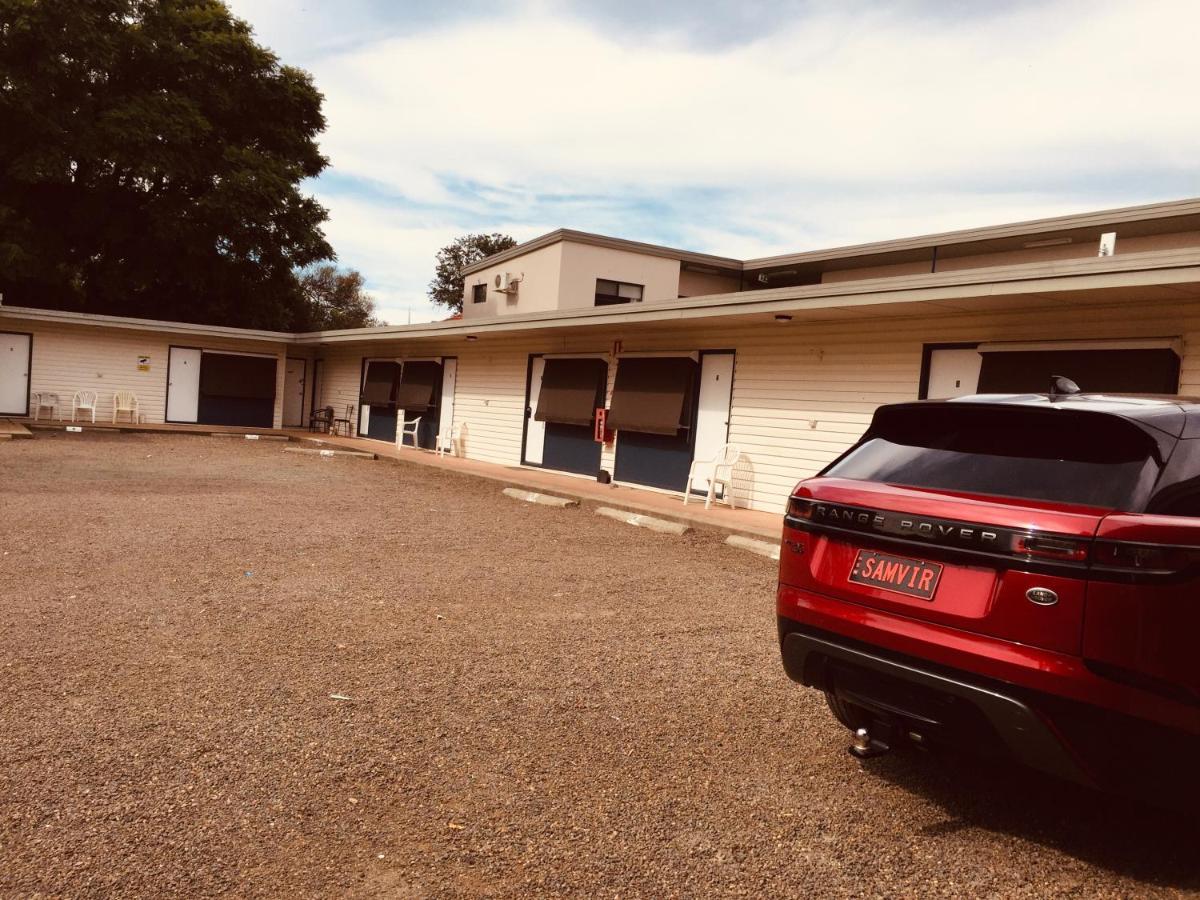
[{"left": 1, "top": 432, "right": 1197, "bottom": 898}]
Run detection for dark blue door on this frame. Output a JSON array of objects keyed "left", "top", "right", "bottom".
[
  {"left": 614, "top": 428, "right": 694, "bottom": 491},
  {"left": 364, "top": 405, "right": 397, "bottom": 442},
  {"left": 543, "top": 422, "right": 602, "bottom": 475}
]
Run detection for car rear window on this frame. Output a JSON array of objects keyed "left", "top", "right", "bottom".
[{"left": 824, "top": 404, "right": 1164, "bottom": 510}]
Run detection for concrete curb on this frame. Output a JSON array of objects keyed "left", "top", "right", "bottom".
[
  {"left": 283, "top": 446, "right": 377, "bottom": 460},
  {"left": 596, "top": 507, "right": 691, "bottom": 535},
  {"left": 23, "top": 422, "right": 291, "bottom": 440},
  {"left": 502, "top": 487, "right": 579, "bottom": 508},
  {"left": 210, "top": 433, "right": 290, "bottom": 442},
  {"left": 288, "top": 435, "right": 782, "bottom": 544},
  {"left": 725, "top": 534, "right": 780, "bottom": 560}
]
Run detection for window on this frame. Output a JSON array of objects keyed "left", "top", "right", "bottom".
[
  {"left": 824, "top": 404, "right": 1162, "bottom": 510},
  {"left": 472, "top": 283, "right": 487, "bottom": 304},
  {"left": 595, "top": 279, "right": 643, "bottom": 306}
]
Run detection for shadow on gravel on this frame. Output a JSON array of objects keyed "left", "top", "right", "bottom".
[{"left": 863, "top": 748, "right": 1200, "bottom": 891}]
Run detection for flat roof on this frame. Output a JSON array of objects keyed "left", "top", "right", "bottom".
[
  {"left": 296, "top": 247, "right": 1200, "bottom": 344},
  {"left": 7, "top": 198, "right": 1200, "bottom": 348},
  {"left": 460, "top": 228, "right": 743, "bottom": 275},
  {"left": 0, "top": 304, "right": 293, "bottom": 342},
  {"left": 465, "top": 196, "right": 1200, "bottom": 276},
  {"left": 742, "top": 196, "right": 1200, "bottom": 270}
]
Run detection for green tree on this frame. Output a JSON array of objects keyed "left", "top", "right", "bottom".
[
  {"left": 428, "top": 232, "right": 517, "bottom": 314},
  {"left": 0, "top": 0, "right": 333, "bottom": 329},
  {"left": 297, "top": 264, "right": 381, "bottom": 330}
]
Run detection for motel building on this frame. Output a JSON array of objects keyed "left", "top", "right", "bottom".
[{"left": 4, "top": 197, "right": 1200, "bottom": 515}]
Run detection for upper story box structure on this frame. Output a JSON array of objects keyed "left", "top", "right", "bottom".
[
  {"left": 460, "top": 230, "right": 742, "bottom": 319},
  {"left": 461, "top": 198, "right": 1200, "bottom": 320}
]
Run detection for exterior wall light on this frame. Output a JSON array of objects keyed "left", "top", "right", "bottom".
[
  {"left": 774, "top": 314, "right": 793, "bottom": 324},
  {"left": 466, "top": 335, "right": 479, "bottom": 342}
]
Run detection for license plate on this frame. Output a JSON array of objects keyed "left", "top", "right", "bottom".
[{"left": 849, "top": 549, "right": 942, "bottom": 600}]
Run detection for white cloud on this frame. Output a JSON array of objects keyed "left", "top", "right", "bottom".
[
  {"left": 228, "top": 0, "right": 1200, "bottom": 318},
  {"left": 312, "top": 1, "right": 1200, "bottom": 191}
]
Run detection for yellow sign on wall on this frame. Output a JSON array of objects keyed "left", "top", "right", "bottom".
[{"left": 137, "top": 356, "right": 150, "bottom": 372}]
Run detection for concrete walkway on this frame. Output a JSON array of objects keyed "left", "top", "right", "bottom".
[
  {"left": 0, "top": 419, "right": 33, "bottom": 440},
  {"left": 286, "top": 430, "right": 785, "bottom": 542},
  {"left": 10, "top": 416, "right": 785, "bottom": 541},
  {"left": 17, "top": 417, "right": 283, "bottom": 437}
]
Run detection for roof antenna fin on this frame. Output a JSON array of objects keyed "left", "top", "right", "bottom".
[{"left": 1049, "top": 375, "right": 1080, "bottom": 401}]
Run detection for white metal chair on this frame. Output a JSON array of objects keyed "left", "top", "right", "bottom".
[
  {"left": 72, "top": 390, "right": 98, "bottom": 423},
  {"left": 684, "top": 443, "right": 742, "bottom": 510},
  {"left": 435, "top": 422, "right": 463, "bottom": 458},
  {"left": 32, "top": 392, "right": 60, "bottom": 421},
  {"left": 397, "top": 415, "right": 422, "bottom": 449},
  {"left": 112, "top": 390, "right": 140, "bottom": 424}
]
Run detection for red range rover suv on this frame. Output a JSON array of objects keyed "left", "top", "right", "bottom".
[{"left": 777, "top": 382, "right": 1200, "bottom": 799}]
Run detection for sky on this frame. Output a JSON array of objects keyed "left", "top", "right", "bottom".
[{"left": 227, "top": 0, "right": 1200, "bottom": 325}]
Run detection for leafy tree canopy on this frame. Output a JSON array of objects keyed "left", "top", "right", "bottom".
[
  {"left": 0, "top": 0, "right": 333, "bottom": 330},
  {"left": 428, "top": 232, "right": 517, "bottom": 314},
  {"left": 297, "top": 264, "right": 381, "bottom": 330}
]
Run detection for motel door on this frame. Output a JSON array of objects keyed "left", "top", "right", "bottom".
[
  {"left": 523, "top": 354, "right": 608, "bottom": 476},
  {"left": 0, "top": 332, "right": 31, "bottom": 416},
  {"left": 689, "top": 352, "right": 735, "bottom": 496},
  {"left": 166, "top": 346, "right": 202, "bottom": 423},
  {"left": 283, "top": 358, "right": 306, "bottom": 427},
  {"left": 610, "top": 356, "right": 699, "bottom": 492},
  {"left": 438, "top": 358, "right": 457, "bottom": 448},
  {"left": 523, "top": 356, "right": 547, "bottom": 465}
]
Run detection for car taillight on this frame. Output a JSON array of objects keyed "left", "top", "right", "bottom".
[
  {"left": 1012, "top": 534, "right": 1090, "bottom": 562},
  {"left": 1091, "top": 540, "right": 1200, "bottom": 576},
  {"left": 786, "top": 497, "right": 815, "bottom": 522}
]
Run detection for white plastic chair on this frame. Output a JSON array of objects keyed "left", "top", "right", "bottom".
[
  {"left": 72, "top": 390, "right": 98, "bottom": 423},
  {"left": 684, "top": 443, "right": 742, "bottom": 510},
  {"left": 436, "top": 422, "right": 463, "bottom": 458},
  {"left": 112, "top": 390, "right": 139, "bottom": 424},
  {"left": 397, "top": 415, "right": 422, "bottom": 449},
  {"left": 32, "top": 392, "right": 59, "bottom": 421}
]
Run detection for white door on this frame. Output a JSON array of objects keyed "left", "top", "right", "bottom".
[
  {"left": 166, "top": 347, "right": 201, "bottom": 422},
  {"left": 439, "top": 358, "right": 457, "bottom": 443},
  {"left": 0, "top": 333, "right": 30, "bottom": 415},
  {"left": 927, "top": 348, "right": 983, "bottom": 399},
  {"left": 524, "top": 356, "right": 546, "bottom": 464},
  {"left": 690, "top": 352, "right": 735, "bottom": 493},
  {"left": 283, "top": 358, "right": 305, "bottom": 427}
]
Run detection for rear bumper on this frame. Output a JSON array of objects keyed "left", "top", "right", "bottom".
[
  {"left": 777, "top": 583, "right": 1200, "bottom": 736},
  {"left": 780, "top": 622, "right": 1093, "bottom": 785}
]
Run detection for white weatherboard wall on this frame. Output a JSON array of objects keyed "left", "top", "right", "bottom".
[
  {"left": 314, "top": 295, "right": 1200, "bottom": 515},
  {"left": 6, "top": 317, "right": 291, "bottom": 427}
]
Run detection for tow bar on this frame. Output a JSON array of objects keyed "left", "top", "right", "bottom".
[{"left": 849, "top": 727, "right": 891, "bottom": 760}]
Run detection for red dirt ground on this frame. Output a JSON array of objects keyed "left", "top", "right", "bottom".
[{"left": 1, "top": 432, "right": 1197, "bottom": 898}]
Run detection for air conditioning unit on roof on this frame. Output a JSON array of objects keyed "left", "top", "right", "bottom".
[{"left": 494, "top": 272, "right": 519, "bottom": 293}]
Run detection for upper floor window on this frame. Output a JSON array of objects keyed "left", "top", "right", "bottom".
[
  {"left": 471, "top": 283, "right": 487, "bottom": 304},
  {"left": 595, "top": 279, "right": 643, "bottom": 306}
]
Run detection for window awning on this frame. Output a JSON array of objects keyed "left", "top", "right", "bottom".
[
  {"left": 395, "top": 360, "right": 442, "bottom": 412},
  {"left": 361, "top": 360, "right": 400, "bottom": 405},
  {"left": 977, "top": 348, "right": 1181, "bottom": 395},
  {"left": 535, "top": 358, "right": 607, "bottom": 427},
  {"left": 607, "top": 356, "right": 697, "bottom": 435}
]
